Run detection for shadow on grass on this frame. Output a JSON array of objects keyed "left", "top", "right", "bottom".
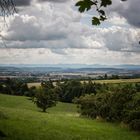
[
  {"left": 0, "top": 130, "right": 6, "bottom": 137},
  {"left": 0, "top": 111, "right": 8, "bottom": 119}
]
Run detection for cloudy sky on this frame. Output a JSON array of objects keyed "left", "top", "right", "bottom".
[{"left": 0, "top": 0, "right": 140, "bottom": 65}]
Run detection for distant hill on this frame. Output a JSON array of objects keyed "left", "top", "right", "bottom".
[
  {"left": 0, "top": 64, "right": 140, "bottom": 69},
  {"left": 0, "top": 64, "right": 140, "bottom": 74}
]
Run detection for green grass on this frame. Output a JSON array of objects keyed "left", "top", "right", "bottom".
[{"left": 0, "top": 94, "right": 140, "bottom": 140}]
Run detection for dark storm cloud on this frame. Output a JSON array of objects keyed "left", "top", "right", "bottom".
[
  {"left": 120, "top": 0, "right": 140, "bottom": 27},
  {"left": 14, "top": 0, "right": 32, "bottom": 6},
  {"left": 110, "top": 0, "right": 140, "bottom": 27}
]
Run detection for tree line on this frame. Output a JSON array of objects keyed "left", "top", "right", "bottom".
[{"left": 74, "top": 84, "right": 140, "bottom": 131}]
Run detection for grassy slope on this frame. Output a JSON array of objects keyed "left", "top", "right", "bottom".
[{"left": 0, "top": 94, "right": 140, "bottom": 140}]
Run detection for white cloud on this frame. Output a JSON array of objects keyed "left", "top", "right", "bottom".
[
  {"left": 108, "top": 14, "right": 127, "bottom": 26},
  {"left": 0, "top": 0, "right": 140, "bottom": 65}
]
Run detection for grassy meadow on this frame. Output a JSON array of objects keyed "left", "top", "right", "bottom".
[{"left": 0, "top": 94, "right": 140, "bottom": 140}]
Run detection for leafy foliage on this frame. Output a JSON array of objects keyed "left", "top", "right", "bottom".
[
  {"left": 55, "top": 80, "right": 83, "bottom": 103},
  {"left": 33, "top": 81, "right": 57, "bottom": 112},
  {"left": 55, "top": 80, "right": 104, "bottom": 103},
  {"left": 129, "top": 119, "right": 140, "bottom": 131},
  {"left": 76, "top": 0, "right": 112, "bottom": 25},
  {"left": 76, "top": 0, "right": 128, "bottom": 25},
  {"left": 92, "top": 17, "right": 100, "bottom": 25},
  {"left": 100, "top": 0, "right": 112, "bottom": 7},
  {"left": 76, "top": 0, "right": 95, "bottom": 12},
  {"left": 0, "top": 78, "right": 29, "bottom": 96},
  {"left": 75, "top": 83, "right": 140, "bottom": 131}
]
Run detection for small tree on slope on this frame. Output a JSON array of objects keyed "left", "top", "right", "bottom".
[{"left": 33, "top": 87, "right": 57, "bottom": 112}]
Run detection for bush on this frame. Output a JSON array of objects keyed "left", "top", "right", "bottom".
[
  {"left": 75, "top": 84, "right": 140, "bottom": 131},
  {"left": 129, "top": 119, "right": 140, "bottom": 131},
  {"left": 77, "top": 94, "right": 98, "bottom": 118}
]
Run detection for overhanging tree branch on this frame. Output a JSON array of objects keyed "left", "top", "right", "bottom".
[
  {"left": 75, "top": 0, "right": 127, "bottom": 25},
  {"left": 0, "top": 0, "right": 16, "bottom": 17}
]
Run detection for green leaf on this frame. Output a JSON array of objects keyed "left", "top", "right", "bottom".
[
  {"left": 100, "top": 0, "right": 112, "bottom": 7},
  {"left": 75, "top": 0, "right": 95, "bottom": 13},
  {"left": 99, "top": 10, "right": 105, "bottom": 15},
  {"left": 100, "top": 15, "right": 107, "bottom": 21},
  {"left": 92, "top": 17, "right": 100, "bottom": 25}
]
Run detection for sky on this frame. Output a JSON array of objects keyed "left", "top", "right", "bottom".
[{"left": 0, "top": 0, "right": 140, "bottom": 65}]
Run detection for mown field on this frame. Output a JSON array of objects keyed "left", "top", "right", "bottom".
[
  {"left": 28, "top": 82, "right": 41, "bottom": 88},
  {"left": 0, "top": 94, "right": 140, "bottom": 140},
  {"left": 28, "top": 78, "right": 140, "bottom": 87}
]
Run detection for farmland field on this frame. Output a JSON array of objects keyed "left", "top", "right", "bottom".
[
  {"left": 89, "top": 78, "right": 140, "bottom": 84},
  {"left": 0, "top": 94, "right": 140, "bottom": 140},
  {"left": 27, "top": 82, "right": 41, "bottom": 88},
  {"left": 27, "top": 78, "right": 140, "bottom": 87}
]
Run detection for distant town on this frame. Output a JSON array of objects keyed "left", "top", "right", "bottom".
[{"left": 0, "top": 64, "right": 140, "bottom": 82}]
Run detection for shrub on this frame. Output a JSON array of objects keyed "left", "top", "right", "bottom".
[
  {"left": 129, "top": 119, "right": 140, "bottom": 131},
  {"left": 75, "top": 84, "right": 140, "bottom": 131}
]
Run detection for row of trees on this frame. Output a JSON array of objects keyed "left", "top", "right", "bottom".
[
  {"left": 75, "top": 84, "right": 140, "bottom": 131},
  {"left": 0, "top": 78, "right": 106, "bottom": 111},
  {"left": 0, "top": 78, "right": 29, "bottom": 96},
  {"left": 54, "top": 80, "right": 107, "bottom": 103}
]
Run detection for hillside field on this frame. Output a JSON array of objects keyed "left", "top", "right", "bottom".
[{"left": 0, "top": 94, "right": 140, "bottom": 140}]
